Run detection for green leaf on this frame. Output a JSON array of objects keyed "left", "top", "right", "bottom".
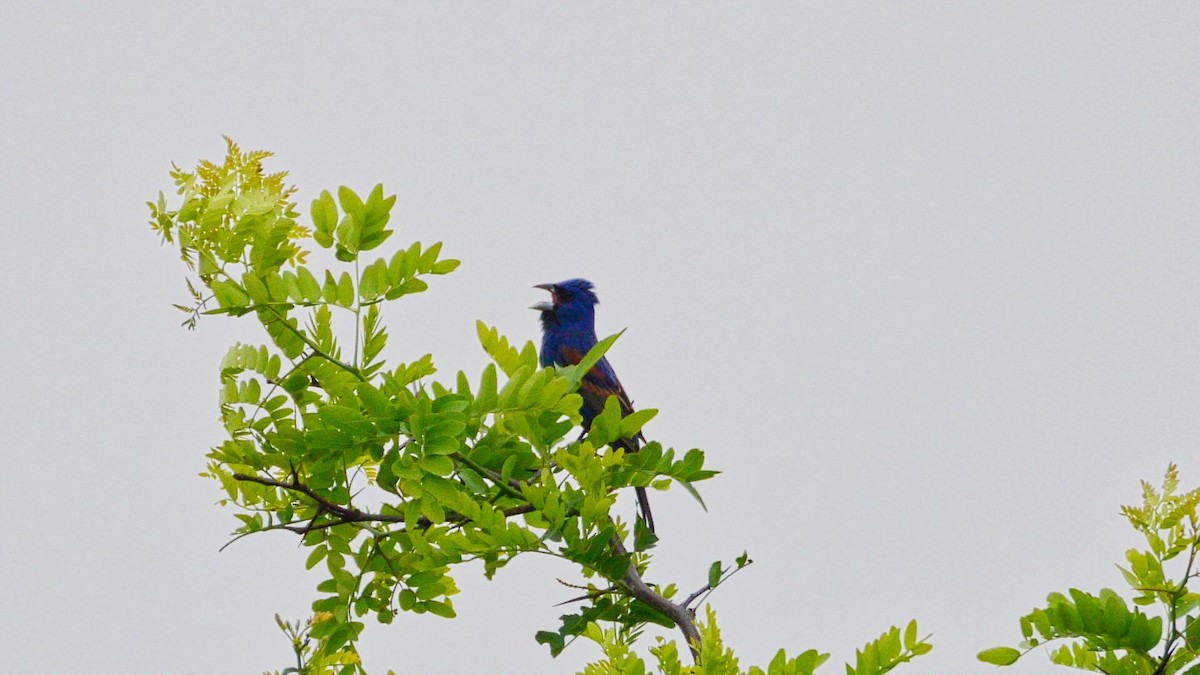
[
  {"left": 619, "top": 408, "right": 657, "bottom": 438},
  {"left": 336, "top": 271, "right": 354, "bottom": 307},
  {"left": 386, "top": 277, "right": 427, "bottom": 300},
  {"left": 903, "top": 620, "right": 917, "bottom": 650},
  {"left": 420, "top": 455, "right": 454, "bottom": 476},
  {"left": 305, "top": 545, "right": 327, "bottom": 570},
  {"left": 311, "top": 191, "right": 338, "bottom": 248},
  {"left": 243, "top": 273, "right": 269, "bottom": 304},
  {"left": 432, "top": 259, "right": 460, "bottom": 274},
  {"left": 424, "top": 600, "right": 456, "bottom": 619},
  {"left": 337, "top": 186, "right": 365, "bottom": 227},
  {"left": 425, "top": 436, "right": 461, "bottom": 456},
  {"left": 359, "top": 261, "right": 380, "bottom": 300},
  {"left": 458, "top": 468, "right": 487, "bottom": 494},
  {"left": 567, "top": 330, "right": 624, "bottom": 387},
  {"left": 418, "top": 241, "right": 443, "bottom": 272},
  {"left": 707, "top": 560, "right": 722, "bottom": 588},
  {"left": 536, "top": 630, "right": 566, "bottom": 657},
  {"left": 676, "top": 479, "right": 708, "bottom": 511},
  {"left": 977, "top": 647, "right": 1021, "bottom": 666},
  {"left": 634, "top": 515, "right": 658, "bottom": 552},
  {"left": 398, "top": 589, "right": 416, "bottom": 611}
]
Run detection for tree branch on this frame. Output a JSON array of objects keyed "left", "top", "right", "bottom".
[
  {"left": 680, "top": 583, "right": 712, "bottom": 611},
  {"left": 611, "top": 536, "right": 702, "bottom": 661},
  {"left": 231, "top": 472, "right": 534, "bottom": 533}
]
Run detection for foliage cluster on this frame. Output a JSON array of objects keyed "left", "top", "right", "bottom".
[
  {"left": 980, "top": 464, "right": 1200, "bottom": 673},
  {"left": 151, "top": 139, "right": 934, "bottom": 674}
]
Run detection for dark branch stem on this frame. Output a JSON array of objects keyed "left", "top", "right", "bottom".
[
  {"left": 231, "top": 472, "right": 534, "bottom": 533},
  {"left": 680, "top": 583, "right": 713, "bottom": 611},
  {"left": 611, "top": 536, "right": 702, "bottom": 661}
]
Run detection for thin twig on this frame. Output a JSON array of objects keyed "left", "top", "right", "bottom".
[
  {"left": 553, "top": 581, "right": 618, "bottom": 607},
  {"left": 681, "top": 560, "right": 753, "bottom": 612}
]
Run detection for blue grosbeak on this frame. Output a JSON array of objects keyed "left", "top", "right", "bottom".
[{"left": 532, "top": 278, "right": 655, "bottom": 533}]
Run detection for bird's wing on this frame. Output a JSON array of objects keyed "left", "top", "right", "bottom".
[{"left": 560, "top": 346, "right": 636, "bottom": 420}]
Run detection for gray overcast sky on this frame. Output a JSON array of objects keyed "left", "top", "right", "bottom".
[{"left": 2, "top": 3, "right": 1198, "bottom": 673}]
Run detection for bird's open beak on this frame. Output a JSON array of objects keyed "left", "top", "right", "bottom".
[{"left": 531, "top": 283, "right": 556, "bottom": 312}]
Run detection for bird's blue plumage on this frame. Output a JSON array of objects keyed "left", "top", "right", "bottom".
[{"left": 533, "top": 278, "right": 655, "bottom": 532}]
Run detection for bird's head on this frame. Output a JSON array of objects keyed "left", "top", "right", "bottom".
[{"left": 531, "top": 278, "right": 599, "bottom": 327}]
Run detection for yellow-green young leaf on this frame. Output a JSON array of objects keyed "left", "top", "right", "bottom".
[
  {"left": 337, "top": 186, "right": 365, "bottom": 226},
  {"left": 357, "top": 382, "right": 389, "bottom": 416},
  {"left": 281, "top": 271, "right": 303, "bottom": 301},
  {"left": 1070, "top": 589, "right": 1101, "bottom": 631},
  {"left": 432, "top": 259, "right": 460, "bottom": 274},
  {"left": 420, "top": 495, "right": 446, "bottom": 522},
  {"left": 297, "top": 266, "right": 322, "bottom": 301},
  {"left": 305, "top": 545, "right": 327, "bottom": 570},
  {"left": 518, "top": 368, "right": 550, "bottom": 408},
  {"left": 405, "top": 241, "right": 422, "bottom": 268},
  {"left": 420, "top": 455, "right": 455, "bottom": 476},
  {"left": 500, "top": 453, "right": 519, "bottom": 484},
  {"left": 478, "top": 363, "right": 498, "bottom": 409},
  {"left": 265, "top": 354, "right": 281, "bottom": 380},
  {"left": 360, "top": 185, "right": 396, "bottom": 248},
  {"left": 766, "top": 649, "right": 787, "bottom": 675},
  {"left": 198, "top": 249, "right": 219, "bottom": 275},
  {"left": 335, "top": 215, "right": 359, "bottom": 259},
  {"left": 798, "top": 650, "right": 830, "bottom": 672},
  {"left": 322, "top": 270, "right": 339, "bottom": 303},
  {"left": 389, "top": 277, "right": 427, "bottom": 299},
  {"left": 337, "top": 271, "right": 355, "bottom": 307},
  {"left": 388, "top": 247, "right": 411, "bottom": 284},
  {"left": 360, "top": 261, "right": 380, "bottom": 300},
  {"left": 264, "top": 272, "right": 287, "bottom": 302},
  {"left": 364, "top": 258, "right": 389, "bottom": 299},
  {"left": 213, "top": 280, "right": 250, "bottom": 308},
  {"left": 459, "top": 468, "right": 487, "bottom": 494},
  {"left": 903, "top": 620, "right": 917, "bottom": 650},
  {"left": 311, "top": 190, "right": 338, "bottom": 245},
  {"left": 418, "top": 241, "right": 443, "bottom": 272},
  {"left": 498, "top": 365, "right": 531, "bottom": 408},
  {"left": 977, "top": 647, "right": 1021, "bottom": 666},
  {"left": 363, "top": 183, "right": 385, "bottom": 211},
  {"left": 518, "top": 341, "right": 539, "bottom": 368},
  {"left": 880, "top": 627, "right": 900, "bottom": 660},
  {"left": 425, "top": 436, "right": 460, "bottom": 456},
  {"left": 243, "top": 272, "right": 270, "bottom": 304}
]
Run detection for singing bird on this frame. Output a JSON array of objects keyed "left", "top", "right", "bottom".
[{"left": 532, "top": 278, "right": 655, "bottom": 533}]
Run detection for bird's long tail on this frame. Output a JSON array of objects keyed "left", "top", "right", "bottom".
[{"left": 635, "top": 486, "right": 655, "bottom": 534}]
